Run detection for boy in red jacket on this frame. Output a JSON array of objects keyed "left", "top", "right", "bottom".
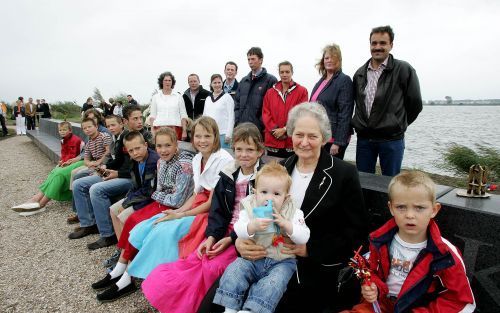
[{"left": 344, "top": 170, "right": 475, "bottom": 313}]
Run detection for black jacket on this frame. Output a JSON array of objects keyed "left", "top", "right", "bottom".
[
  {"left": 122, "top": 148, "right": 160, "bottom": 210},
  {"left": 234, "top": 68, "right": 277, "bottom": 131},
  {"left": 105, "top": 130, "right": 132, "bottom": 178},
  {"left": 311, "top": 70, "right": 354, "bottom": 147},
  {"left": 278, "top": 150, "right": 369, "bottom": 312},
  {"left": 351, "top": 54, "right": 422, "bottom": 140},
  {"left": 183, "top": 86, "right": 210, "bottom": 120},
  {"left": 205, "top": 160, "right": 264, "bottom": 242}
]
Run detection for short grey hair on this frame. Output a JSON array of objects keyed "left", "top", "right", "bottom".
[{"left": 286, "top": 102, "right": 332, "bottom": 143}]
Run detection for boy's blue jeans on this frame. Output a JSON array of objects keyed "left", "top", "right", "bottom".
[
  {"left": 213, "top": 257, "right": 297, "bottom": 313},
  {"left": 72, "top": 175, "right": 132, "bottom": 237},
  {"left": 356, "top": 138, "right": 405, "bottom": 176}
]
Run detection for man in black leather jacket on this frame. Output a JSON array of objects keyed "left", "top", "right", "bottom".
[{"left": 352, "top": 25, "right": 422, "bottom": 176}]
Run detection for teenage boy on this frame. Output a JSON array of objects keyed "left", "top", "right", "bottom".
[
  {"left": 69, "top": 107, "right": 153, "bottom": 250},
  {"left": 343, "top": 171, "right": 475, "bottom": 313}
]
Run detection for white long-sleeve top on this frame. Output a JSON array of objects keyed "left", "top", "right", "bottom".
[
  {"left": 150, "top": 90, "right": 187, "bottom": 127},
  {"left": 203, "top": 92, "right": 235, "bottom": 138},
  {"left": 191, "top": 148, "right": 234, "bottom": 193}
]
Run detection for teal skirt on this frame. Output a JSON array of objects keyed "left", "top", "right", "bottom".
[{"left": 38, "top": 160, "right": 84, "bottom": 201}]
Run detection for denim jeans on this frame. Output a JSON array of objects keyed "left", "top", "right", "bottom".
[
  {"left": 70, "top": 169, "right": 92, "bottom": 212},
  {"left": 214, "top": 257, "right": 297, "bottom": 313},
  {"left": 356, "top": 138, "right": 405, "bottom": 176},
  {"left": 72, "top": 175, "right": 132, "bottom": 237}
]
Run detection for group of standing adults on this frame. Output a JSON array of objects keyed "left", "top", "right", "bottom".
[
  {"left": 150, "top": 25, "right": 422, "bottom": 178},
  {"left": 11, "top": 97, "right": 52, "bottom": 135}
]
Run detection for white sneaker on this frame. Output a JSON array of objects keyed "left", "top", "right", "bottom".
[
  {"left": 19, "top": 208, "right": 46, "bottom": 216},
  {"left": 12, "top": 202, "right": 41, "bottom": 212}
]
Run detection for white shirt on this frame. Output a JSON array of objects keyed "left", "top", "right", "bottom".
[
  {"left": 150, "top": 91, "right": 187, "bottom": 127},
  {"left": 203, "top": 93, "right": 235, "bottom": 138},
  {"left": 386, "top": 233, "right": 427, "bottom": 296},
  {"left": 290, "top": 166, "right": 314, "bottom": 209},
  {"left": 191, "top": 149, "right": 234, "bottom": 193}
]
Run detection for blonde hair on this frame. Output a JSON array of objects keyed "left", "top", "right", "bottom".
[
  {"left": 191, "top": 116, "right": 220, "bottom": 152},
  {"left": 58, "top": 121, "right": 72, "bottom": 131},
  {"left": 388, "top": 170, "right": 436, "bottom": 203},
  {"left": 155, "top": 127, "right": 178, "bottom": 146},
  {"left": 316, "top": 43, "right": 342, "bottom": 77},
  {"left": 255, "top": 162, "right": 292, "bottom": 193}
]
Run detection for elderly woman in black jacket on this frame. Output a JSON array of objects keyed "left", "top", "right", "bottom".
[
  {"left": 310, "top": 44, "right": 354, "bottom": 160},
  {"left": 236, "top": 102, "right": 369, "bottom": 312}
]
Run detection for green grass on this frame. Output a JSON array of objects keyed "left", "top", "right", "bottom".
[{"left": 441, "top": 144, "right": 500, "bottom": 181}]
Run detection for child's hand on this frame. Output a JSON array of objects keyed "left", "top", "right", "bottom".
[
  {"left": 361, "top": 282, "right": 378, "bottom": 303},
  {"left": 197, "top": 236, "right": 215, "bottom": 259},
  {"left": 207, "top": 237, "right": 232, "bottom": 258},
  {"left": 102, "top": 169, "right": 117, "bottom": 181},
  {"left": 248, "top": 218, "right": 273, "bottom": 235},
  {"left": 273, "top": 212, "right": 292, "bottom": 235},
  {"left": 153, "top": 211, "right": 184, "bottom": 224}
]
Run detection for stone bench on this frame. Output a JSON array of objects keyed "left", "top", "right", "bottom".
[{"left": 28, "top": 119, "right": 500, "bottom": 311}]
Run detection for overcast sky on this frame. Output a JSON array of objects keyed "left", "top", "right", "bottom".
[{"left": 1, "top": 0, "right": 499, "bottom": 105}]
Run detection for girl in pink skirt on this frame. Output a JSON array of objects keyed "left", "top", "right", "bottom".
[{"left": 142, "top": 123, "right": 265, "bottom": 313}]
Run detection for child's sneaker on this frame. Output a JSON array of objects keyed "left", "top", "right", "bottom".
[
  {"left": 12, "top": 202, "right": 40, "bottom": 212},
  {"left": 19, "top": 208, "right": 46, "bottom": 216}
]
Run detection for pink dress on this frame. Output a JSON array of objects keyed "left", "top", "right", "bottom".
[{"left": 142, "top": 177, "right": 250, "bottom": 313}]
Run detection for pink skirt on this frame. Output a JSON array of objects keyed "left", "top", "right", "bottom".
[{"left": 142, "top": 245, "right": 237, "bottom": 313}]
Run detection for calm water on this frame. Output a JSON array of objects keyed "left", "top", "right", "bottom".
[{"left": 343, "top": 106, "right": 500, "bottom": 176}]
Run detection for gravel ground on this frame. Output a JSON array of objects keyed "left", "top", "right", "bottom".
[{"left": 0, "top": 135, "right": 155, "bottom": 312}]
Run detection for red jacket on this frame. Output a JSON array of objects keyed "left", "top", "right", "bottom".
[
  {"left": 262, "top": 81, "right": 308, "bottom": 149},
  {"left": 367, "top": 218, "right": 475, "bottom": 313},
  {"left": 60, "top": 133, "right": 83, "bottom": 163}
]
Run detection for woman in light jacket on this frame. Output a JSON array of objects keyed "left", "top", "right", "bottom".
[{"left": 149, "top": 71, "right": 189, "bottom": 140}]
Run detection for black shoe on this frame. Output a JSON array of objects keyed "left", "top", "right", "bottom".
[
  {"left": 68, "top": 225, "right": 99, "bottom": 239},
  {"left": 91, "top": 274, "right": 122, "bottom": 290},
  {"left": 96, "top": 282, "right": 137, "bottom": 302},
  {"left": 87, "top": 235, "right": 118, "bottom": 250}
]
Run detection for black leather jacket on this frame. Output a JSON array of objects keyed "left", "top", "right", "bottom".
[{"left": 351, "top": 54, "right": 422, "bottom": 140}]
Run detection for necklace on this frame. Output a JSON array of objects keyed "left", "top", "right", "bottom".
[{"left": 295, "top": 165, "right": 313, "bottom": 179}]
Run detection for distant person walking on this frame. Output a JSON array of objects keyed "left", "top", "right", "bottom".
[
  {"left": 352, "top": 25, "right": 422, "bottom": 176},
  {"left": 14, "top": 97, "right": 26, "bottom": 135},
  {"left": 25, "top": 97, "right": 37, "bottom": 130},
  {"left": 0, "top": 101, "right": 9, "bottom": 136},
  {"left": 40, "top": 99, "right": 52, "bottom": 119}
]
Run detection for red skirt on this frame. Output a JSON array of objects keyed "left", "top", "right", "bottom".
[{"left": 178, "top": 189, "right": 211, "bottom": 259}]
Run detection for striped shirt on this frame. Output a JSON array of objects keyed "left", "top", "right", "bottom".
[
  {"left": 364, "top": 58, "right": 388, "bottom": 117},
  {"left": 84, "top": 132, "right": 112, "bottom": 161}
]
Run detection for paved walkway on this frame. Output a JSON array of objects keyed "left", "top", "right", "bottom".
[{"left": 0, "top": 135, "right": 154, "bottom": 312}]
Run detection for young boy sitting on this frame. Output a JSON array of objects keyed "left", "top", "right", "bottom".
[
  {"left": 344, "top": 170, "right": 475, "bottom": 313},
  {"left": 213, "top": 162, "right": 310, "bottom": 313}
]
